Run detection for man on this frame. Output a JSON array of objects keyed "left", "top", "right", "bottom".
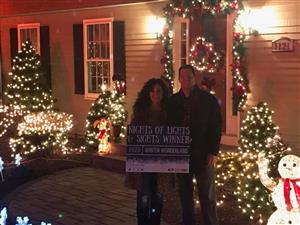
[{"left": 167, "top": 64, "right": 222, "bottom": 225}]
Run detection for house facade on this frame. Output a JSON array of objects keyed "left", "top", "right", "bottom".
[{"left": 0, "top": 0, "right": 299, "bottom": 152}]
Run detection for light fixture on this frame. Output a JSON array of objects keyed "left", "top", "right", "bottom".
[{"left": 146, "top": 16, "right": 166, "bottom": 39}]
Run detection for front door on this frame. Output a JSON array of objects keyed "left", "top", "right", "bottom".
[{"left": 173, "top": 15, "right": 240, "bottom": 146}]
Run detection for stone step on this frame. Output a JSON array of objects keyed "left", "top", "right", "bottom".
[{"left": 92, "top": 153, "right": 126, "bottom": 174}]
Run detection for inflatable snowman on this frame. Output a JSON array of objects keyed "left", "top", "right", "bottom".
[{"left": 258, "top": 154, "right": 300, "bottom": 225}]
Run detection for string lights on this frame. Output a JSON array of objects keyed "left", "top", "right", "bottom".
[
  {"left": 190, "top": 36, "right": 221, "bottom": 73},
  {"left": 9, "top": 111, "right": 73, "bottom": 156},
  {"left": 215, "top": 102, "right": 290, "bottom": 223},
  {"left": 231, "top": 12, "right": 250, "bottom": 112},
  {"left": 85, "top": 81, "right": 127, "bottom": 153},
  {"left": 4, "top": 40, "right": 54, "bottom": 112},
  {"left": 160, "top": 0, "right": 250, "bottom": 111}
]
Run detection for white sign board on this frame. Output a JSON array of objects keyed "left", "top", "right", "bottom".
[{"left": 126, "top": 126, "right": 190, "bottom": 173}]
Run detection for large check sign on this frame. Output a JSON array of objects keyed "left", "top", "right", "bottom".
[{"left": 126, "top": 125, "right": 190, "bottom": 173}]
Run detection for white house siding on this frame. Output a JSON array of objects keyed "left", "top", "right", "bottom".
[
  {"left": 0, "top": 1, "right": 166, "bottom": 134},
  {"left": 245, "top": 0, "right": 300, "bottom": 153}
]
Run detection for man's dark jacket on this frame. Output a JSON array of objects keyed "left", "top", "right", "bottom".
[{"left": 167, "top": 86, "right": 222, "bottom": 171}]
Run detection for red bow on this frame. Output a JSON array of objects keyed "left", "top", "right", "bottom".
[
  {"left": 98, "top": 129, "right": 106, "bottom": 140},
  {"left": 282, "top": 178, "right": 300, "bottom": 211}
]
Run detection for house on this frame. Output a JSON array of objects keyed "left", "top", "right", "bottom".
[{"left": 0, "top": 0, "right": 299, "bottom": 153}]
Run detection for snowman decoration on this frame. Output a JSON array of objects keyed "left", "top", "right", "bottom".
[{"left": 258, "top": 153, "right": 300, "bottom": 225}]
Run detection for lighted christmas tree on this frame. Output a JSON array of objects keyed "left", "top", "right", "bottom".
[
  {"left": 234, "top": 102, "right": 288, "bottom": 223},
  {"left": 85, "top": 82, "right": 127, "bottom": 153},
  {"left": 2, "top": 40, "right": 76, "bottom": 158},
  {"left": 5, "top": 40, "right": 54, "bottom": 111}
]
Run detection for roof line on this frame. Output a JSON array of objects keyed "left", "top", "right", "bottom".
[{"left": 0, "top": 0, "right": 167, "bottom": 18}]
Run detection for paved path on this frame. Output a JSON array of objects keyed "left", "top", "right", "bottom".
[{"left": 4, "top": 167, "right": 170, "bottom": 225}]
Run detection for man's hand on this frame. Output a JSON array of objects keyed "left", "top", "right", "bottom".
[{"left": 207, "top": 154, "right": 217, "bottom": 166}]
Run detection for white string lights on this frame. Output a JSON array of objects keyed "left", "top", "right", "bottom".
[{"left": 9, "top": 111, "right": 73, "bottom": 156}]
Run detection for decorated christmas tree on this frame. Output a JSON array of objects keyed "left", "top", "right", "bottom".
[
  {"left": 2, "top": 40, "right": 75, "bottom": 157},
  {"left": 85, "top": 81, "right": 127, "bottom": 153},
  {"left": 5, "top": 40, "right": 54, "bottom": 111},
  {"left": 234, "top": 102, "right": 288, "bottom": 223}
]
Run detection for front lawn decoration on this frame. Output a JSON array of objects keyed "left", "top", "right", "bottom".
[
  {"left": 0, "top": 157, "right": 4, "bottom": 182},
  {"left": 215, "top": 102, "right": 290, "bottom": 223},
  {"left": 85, "top": 82, "right": 127, "bottom": 153},
  {"left": 5, "top": 40, "right": 54, "bottom": 112},
  {"left": 93, "top": 118, "right": 110, "bottom": 153},
  {"left": 15, "top": 153, "right": 22, "bottom": 167},
  {"left": 190, "top": 36, "right": 221, "bottom": 73},
  {"left": 258, "top": 154, "right": 300, "bottom": 225},
  {"left": 9, "top": 111, "right": 73, "bottom": 157},
  {"left": 0, "top": 40, "right": 76, "bottom": 159},
  {"left": 0, "top": 207, "right": 51, "bottom": 225}
]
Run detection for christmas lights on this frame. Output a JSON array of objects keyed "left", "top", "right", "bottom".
[
  {"left": 231, "top": 12, "right": 250, "bottom": 112},
  {"left": 160, "top": 0, "right": 242, "bottom": 89},
  {"left": 9, "top": 111, "right": 73, "bottom": 157},
  {"left": 235, "top": 102, "right": 288, "bottom": 223},
  {"left": 0, "top": 207, "right": 52, "bottom": 225},
  {"left": 0, "top": 157, "right": 3, "bottom": 182},
  {"left": 190, "top": 36, "right": 221, "bottom": 73},
  {"left": 5, "top": 40, "right": 54, "bottom": 112},
  {"left": 85, "top": 81, "right": 127, "bottom": 153},
  {"left": 258, "top": 154, "right": 300, "bottom": 225}
]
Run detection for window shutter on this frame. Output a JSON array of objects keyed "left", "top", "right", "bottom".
[
  {"left": 73, "top": 24, "right": 84, "bottom": 95},
  {"left": 113, "top": 21, "right": 126, "bottom": 85},
  {"left": 40, "top": 26, "right": 51, "bottom": 89},
  {"left": 10, "top": 28, "right": 18, "bottom": 67}
]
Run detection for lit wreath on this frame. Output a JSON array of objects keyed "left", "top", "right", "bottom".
[{"left": 190, "top": 37, "right": 221, "bottom": 73}]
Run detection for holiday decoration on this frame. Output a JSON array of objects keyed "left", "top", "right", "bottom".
[
  {"left": 231, "top": 14, "right": 250, "bottom": 112},
  {"left": 0, "top": 157, "right": 4, "bottom": 182},
  {"left": 15, "top": 153, "right": 22, "bottom": 167},
  {"left": 9, "top": 111, "right": 73, "bottom": 157},
  {"left": 16, "top": 216, "right": 32, "bottom": 225},
  {"left": 93, "top": 118, "right": 110, "bottom": 153},
  {"left": 0, "top": 208, "right": 51, "bottom": 225},
  {"left": 0, "top": 105, "right": 27, "bottom": 138},
  {"left": 160, "top": 0, "right": 243, "bottom": 88},
  {"left": 234, "top": 102, "right": 290, "bottom": 223},
  {"left": 190, "top": 37, "right": 221, "bottom": 73},
  {"left": 0, "top": 208, "right": 7, "bottom": 225},
  {"left": 258, "top": 153, "right": 300, "bottom": 225},
  {"left": 85, "top": 82, "right": 127, "bottom": 153},
  {"left": 4, "top": 40, "right": 54, "bottom": 112}
]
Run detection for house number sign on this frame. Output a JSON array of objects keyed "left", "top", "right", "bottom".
[{"left": 272, "top": 37, "right": 294, "bottom": 52}]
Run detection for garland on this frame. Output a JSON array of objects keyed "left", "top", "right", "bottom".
[
  {"left": 160, "top": 0, "right": 249, "bottom": 111},
  {"left": 231, "top": 15, "right": 250, "bottom": 112}
]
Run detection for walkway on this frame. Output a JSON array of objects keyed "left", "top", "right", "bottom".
[{"left": 3, "top": 167, "right": 170, "bottom": 225}]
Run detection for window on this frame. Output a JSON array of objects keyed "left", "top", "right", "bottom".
[
  {"left": 83, "top": 18, "right": 113, "bottom": 98},
  {"left": 17, "top": 23, "right": 40, "bottom": 54},
  {"left": 180, "top": 22, "right": 189, "bottom": 66}
]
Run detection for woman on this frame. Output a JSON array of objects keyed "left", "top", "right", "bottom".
[{"left": 129, "top": 78, "right": 169, "bottom": 225}]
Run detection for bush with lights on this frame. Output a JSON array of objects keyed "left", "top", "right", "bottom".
[
  {"left": 233, "top": 102, "right": 289, "bottom": 223},
  {"left": 85, "top": 81, "right": 127, "bottom": 153},
  {"left": 9, "top": 111, "right": 73, "bottom": 157},
  {"left": 1, "top": 41, "right": 76, "bottom": 158},
  {"left": 1, "top": 40, "right": 54, "bottom": 139}
]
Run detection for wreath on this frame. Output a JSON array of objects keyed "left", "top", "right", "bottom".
[{"left": 190, "top": 37, "right": 221, "bottom": 73}]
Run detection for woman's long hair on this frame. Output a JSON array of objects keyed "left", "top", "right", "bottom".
[{"left": 132, "top": 78, "right": 169, "bottom": 120}]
